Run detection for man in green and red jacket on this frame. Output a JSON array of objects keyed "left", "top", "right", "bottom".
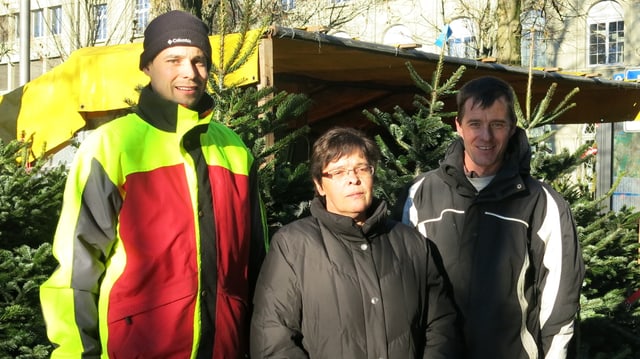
[{"left": 40, "top": 10, "right": 267, "bottom": 359}]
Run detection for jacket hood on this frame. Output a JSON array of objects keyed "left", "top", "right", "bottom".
[
  {"left": 310, "top": 197, "right": 388, "bottom": 242},
  {"left": 504, "top": 127, "right": 532, "bottom": 176}
]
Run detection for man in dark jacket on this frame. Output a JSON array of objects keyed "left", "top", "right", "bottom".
[
  {"left": 251, "top": 127, "right": 461, "bottom": 358},
  {"left": 397, "top": 76, "right": 585, "bottom": 359}
]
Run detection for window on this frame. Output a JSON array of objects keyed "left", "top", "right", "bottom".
[
  {"left": 51, "top": 6, "right": 62, "bottom": 36},
  {"left": 14, "top": 14, "right": 19, "bottom": 39},
  {"left": 521, "top": 10, "right": 546, "bottom": 67},
  {"left": 447, "top": 18, "right": 477, "bottom": 59},
  {"left": 282, "top": 0, "right": 295, "bottom": 11},
  {"left": 94, "top": 4, "right": 107, "bottom": 42},
  {"left": 134, "top": 0, "right": 150, "bottom": 35},
  {"left": 587, "top": 1, "right": 624, "bottom": 65},
  {"left": 0, "top": 16, "right": 10, "bottom": 43},
  {"left": 583, "top": 123, "right": 596, "bottom": 141},
  {"left": 32, "top": 9, "right": 44, "bottom": 38}
]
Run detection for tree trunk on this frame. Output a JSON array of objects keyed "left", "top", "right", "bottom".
[{"left": 495, "top": 0, "right": 522, "bottom": 65}]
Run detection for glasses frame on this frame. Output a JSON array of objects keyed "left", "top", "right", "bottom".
[{"left": 321, "top": 165, "right": 375, "bottom": 181}]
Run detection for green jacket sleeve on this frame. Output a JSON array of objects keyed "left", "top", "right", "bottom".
[{"left": 40, "top": 141, "right": 122, "bottom": 358}]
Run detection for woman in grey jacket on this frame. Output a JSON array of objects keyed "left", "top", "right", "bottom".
[{"left": 250, "top": 127, "right": 461, "bottom": 359}]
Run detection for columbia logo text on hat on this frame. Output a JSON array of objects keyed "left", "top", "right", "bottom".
[{"left": 167, "top": 38, "right": 194, "bottom": 46}]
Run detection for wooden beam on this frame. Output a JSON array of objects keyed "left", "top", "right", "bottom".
[{"left": 259, "top": 36, "right": 275, "bottom": 148}]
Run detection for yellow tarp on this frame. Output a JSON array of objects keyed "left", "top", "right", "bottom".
[{"left": 0, "top": 30, "right": 260, "bottom": 156}]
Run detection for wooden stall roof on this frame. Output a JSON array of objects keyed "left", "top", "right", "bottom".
[{"left": 263, "top": 26, "right": 640, "bottom": 129}]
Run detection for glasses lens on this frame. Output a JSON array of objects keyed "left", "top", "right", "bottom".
[
  {"left": 323, "top": 165, "right": 374, "bottom": 180},
  {"left": 357, "top": 165, "right": 373, "bottom": 176}
]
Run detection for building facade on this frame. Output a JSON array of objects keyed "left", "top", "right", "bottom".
[
  {"left": 315, "top": 0, "right": 640, "bottom": 86},
  {"left": 3, "top": 0, "right": 640, "bottom": 98},
  {"left": 0, "top": 0, "right": 150, "bottom": 94}
]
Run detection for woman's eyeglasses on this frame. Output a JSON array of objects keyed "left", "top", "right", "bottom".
[{"left": 321, "top": 165, "right": 375, "bottom": 181}]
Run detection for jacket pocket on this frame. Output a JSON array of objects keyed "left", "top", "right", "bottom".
[{"left": 106, "top": 276, "right": 198, "bottom": 358}]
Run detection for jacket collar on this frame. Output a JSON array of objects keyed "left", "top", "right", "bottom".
[
  {"left": 133, "top": 85, "right": 214, "bottom": 132},
  {"left": 310, "top": 196, "right": 388, "bottom": 243}
]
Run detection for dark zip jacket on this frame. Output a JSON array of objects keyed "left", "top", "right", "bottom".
[
  {"left": 397, "top": 128, "right": 584, "bottom": 359},
  {"left": 251, "top": 197, "right": 461, "bottom": 358}
]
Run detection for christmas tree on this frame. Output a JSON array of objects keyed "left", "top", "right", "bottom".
[
  {"left": 205, "top": 0, "right": 314, "bottom": 235},
  {"left": 363, "top": 60, "right": 462, "bottom": 204},
  {"left": 0, "top": 138, "right": 66, "bottom": 358}
]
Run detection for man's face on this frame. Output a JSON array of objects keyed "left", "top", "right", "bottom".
[
  {"left": 142, "top": 46, "right": 209, "bottom": 109},
  {"left": 456, "top": 96, "right": 516, "bottom": 177}
]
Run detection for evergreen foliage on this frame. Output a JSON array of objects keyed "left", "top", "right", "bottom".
[
  {"left": 577, "top": 204, "right": 640, "bottom": 357},
  {"left": 0, "top": 139, "right": 66, "bottom": 249},
  {"left": 0, "top": 244, "right": 56, "bottom": 359},
  {"left": 205, "top": 0, "right": 314, "bottom": 236},
  {"left": 0, "top": 139, "right": 65, "bottom": 358},
  {"left": 212, "top": 83, "right": 314, "bottom": 235},
  {"left": 363, "top": 60, "right": 462, "bottom": 205}
]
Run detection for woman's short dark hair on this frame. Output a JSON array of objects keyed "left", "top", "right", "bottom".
[
  {"left": 310, "top": 127, "right": 380, "bottom": 185},
  {"left": 456, "top": 76, "right": 517, "bottom": 125}
]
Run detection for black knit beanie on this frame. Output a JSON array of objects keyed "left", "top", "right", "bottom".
[{"left": 139, "top": 10, "right": 212, "bottom": 70}]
